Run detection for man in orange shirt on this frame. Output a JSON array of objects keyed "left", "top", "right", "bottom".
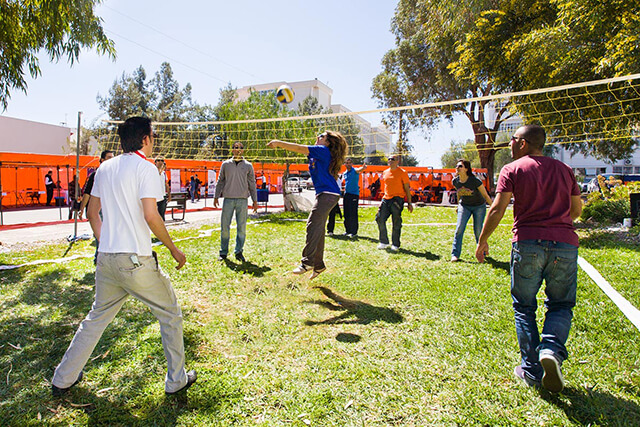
[{"left": 376, "top": 155, "right": 413, "bottom": 251}]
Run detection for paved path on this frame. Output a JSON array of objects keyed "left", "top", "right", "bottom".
[
  {"left": 0, "top": 192, "right": 321, "bottom": 249},
  {"left": 0, "top": 190, "right": 388, "bottom": 250}
]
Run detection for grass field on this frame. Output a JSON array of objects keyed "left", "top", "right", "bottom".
[{"left": 1, "top": 206, "right": 639, "bottom": 426}]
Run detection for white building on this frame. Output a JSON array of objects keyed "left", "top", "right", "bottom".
[
  {"left": 557, "top": 148, "right": 640, "bottom": 178},
  {"left": 0, "top": 115, "right": 73, "bottom": 154},
  {"left": 236, "top": 79, "right": 392, "bottom": 155}
]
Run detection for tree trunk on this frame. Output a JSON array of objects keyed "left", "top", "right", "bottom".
[
  {"left": 476, "top": 135, "right": 497, "bottom": 192},
  {"left": 283, "top": 162, "right": 292, "bottom": 212}
]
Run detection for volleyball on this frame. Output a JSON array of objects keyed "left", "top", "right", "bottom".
[{"left": 276, "top": 84, "right": 295, "bottom": 104}]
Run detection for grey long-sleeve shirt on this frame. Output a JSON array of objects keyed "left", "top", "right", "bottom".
[{"left": 214, "top": 158, "right": 258, "bottom": 202}]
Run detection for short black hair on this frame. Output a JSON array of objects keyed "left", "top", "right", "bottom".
[
  {"left": 520, "top": 124, "right": 546, "bottom": 151},
  {"left": 100, "top": 150, "right": 114, "bottom": 160},
  {"left": 117, "top": 117, "right": 152, "bottom": 153}
]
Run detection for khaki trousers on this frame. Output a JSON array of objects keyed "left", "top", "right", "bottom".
[
  {"left": 301, "top": 193, "right": 339, "bottom": 270},
  {"left": 52, "top": 252, "right": 188, "bottom": 393}
]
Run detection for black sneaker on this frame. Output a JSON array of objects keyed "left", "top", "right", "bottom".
[
  {"left": 52, "top": 371, "right": 83, "bottom": 397},
  {"left": 166, "top": 370, "right": 197, "bottom": 395},
  {"left": 513, "top": 366, "right": 541, "bottom": 388},
  {"left": 235, "top": 252, "right": 246, "bottom": 263},
  {"left": 218, "top": 254, "right": 227, "bottom": 261},
  {"left": 540, "top": 352, "right": 565, "bottom": 393}
]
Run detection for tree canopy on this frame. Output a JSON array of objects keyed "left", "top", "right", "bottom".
[
  {"left": 372, "top": 0, "right": 512, "bottom": 188},
  {"left": 452, "top": 0, "right": 640, "bottom": 162},
  {"left": 97, "top": 62, "right": 215, "bottom": 158},
  {"left": 0, "top": 0, "right": 115, "bottom": 110},
  {"left": 374, "top": 0, "right": 640, "bottom": 184}
]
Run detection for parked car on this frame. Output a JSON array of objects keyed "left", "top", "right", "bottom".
[
  {"left": 286, "top": 177, "right": 303, "bottom": 193},
  {"left": 586, "top": 177, "right": 600, "bottom": 193}
]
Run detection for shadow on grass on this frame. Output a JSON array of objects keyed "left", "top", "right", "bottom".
[
  {"left": 304, "top": 286, "right": 403, "bottom": 326},
  {"left": 579, "top": 230, "right": 640, "bottom": 252},
  {"left": 484, "top": 256, "right": 510, "bottom": 274},
  {"left": 260, "top": 211, "right": 309, "bottom": 224},
  {"left": 543, "top": 386, "right": 640, "bottom": 426},
  {"left": 336, "top": 332, "right": 361, "bottom": 343},
  {"left": 355, "top": 235, "right": 440, "bottom": 260},
  {"left": 0, "top": 266, "right": 213, "bottom": 425},
  {"left": 222, "top": 258, "right": 271, "bottom": 277}
]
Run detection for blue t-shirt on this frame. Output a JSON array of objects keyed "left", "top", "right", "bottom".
[
  {"left": 308, "top": 145, "right": 340, "bottom": 195},
  {"left": 344, "top": 168, "right": 359, "bottom": 195}
]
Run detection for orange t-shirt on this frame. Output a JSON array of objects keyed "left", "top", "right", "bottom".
[{"left": 382, "top": 167, "right": 410, "bottom": 199}]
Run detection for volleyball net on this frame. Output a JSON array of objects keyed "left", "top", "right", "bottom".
[{"left": 97, "top": 73, "right": 640, "bottom": 162}]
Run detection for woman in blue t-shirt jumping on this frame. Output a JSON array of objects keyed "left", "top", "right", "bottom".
[
  {"left": 450, "top": 159, "right": 493, "bottom": 262},
  {"left": 267, "top": 131, "right": 347, "bottom": 279}
]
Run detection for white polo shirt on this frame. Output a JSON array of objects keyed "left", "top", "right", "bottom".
[{"left": 91, "top": 152, "right": 162, "bottom": 256}]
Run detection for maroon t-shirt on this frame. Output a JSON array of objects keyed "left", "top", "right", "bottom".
[{"left": 496, "top": 155, "right": 580, "bottom": 247}]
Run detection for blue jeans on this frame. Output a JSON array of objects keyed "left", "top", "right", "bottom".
[
  {"left": 376, "top": 196, "right": 404, "bottom": 247},
  {"left": 220, "top": 198, "right": 248, "bottom": 256},
  {"left": 511, "top": 240, "right": 578, "bottom": 381},
  {"left": 451, "top": 203, "right": 486, "bottom": 258}
]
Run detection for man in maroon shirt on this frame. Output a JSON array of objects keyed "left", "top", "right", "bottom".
[{"left": 476, "top": 124, "right": 582, "bottom": 393}]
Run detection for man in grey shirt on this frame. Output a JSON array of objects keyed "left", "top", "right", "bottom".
[{"left": 214, "top": 142, "right": 259, "bottom": 262}]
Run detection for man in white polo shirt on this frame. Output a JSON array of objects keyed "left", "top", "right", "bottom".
[{"left": 51, "top": 116, "right": 196, "bottom": 397}]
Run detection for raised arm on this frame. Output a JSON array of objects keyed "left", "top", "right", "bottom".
[
  {"left": 267, "top": 140, "right": 310, "bottom": 156},
  {"left": 354, "top": 164, "right": 367, "bottom": 173}
]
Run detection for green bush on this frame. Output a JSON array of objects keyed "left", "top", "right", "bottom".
[
  {"left": 581, "top": 181, "right": 640, "bottom": 224},
  {"left": 581, "top": 197, "right": 629, "bottom": 224}
]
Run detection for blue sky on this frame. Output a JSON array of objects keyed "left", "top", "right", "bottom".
[{"left": 1, "top": 0, "right": 471, "bottom": 166}]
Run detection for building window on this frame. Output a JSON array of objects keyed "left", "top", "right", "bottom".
[
  {"left": 598, "top": 167, "right": 607, "bottom": 175},
  {"left": 635, "top": 167, "right": 640, "bottom": 174},
  {"left": 613, "top": 166, "right": 622, "bottom": 174}
]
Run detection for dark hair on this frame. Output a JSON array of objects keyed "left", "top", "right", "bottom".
[
  {"left": 117, "top": 117, "right": 152, "bottom": 153},
  {"left": 100, "top": 150, "right": 114, "bottom": 161},
  {"left": 520, "top": 124, "right": 546, "bottom": 151},
  {"left": 457, "top": 159, "right": 471, "bottom": 175},
  {"left": 325, "top": 130, "right": 347, "bottom": 179}
]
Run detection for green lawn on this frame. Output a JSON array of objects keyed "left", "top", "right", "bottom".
[{"left": 1, "top": 206, "right": 639, "bottom": 426}]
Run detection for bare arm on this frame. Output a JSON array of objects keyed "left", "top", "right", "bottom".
[
  {"left": 87, "top": 196, "right": 102, "bottom": 242},
  {"left": 267, "top": 139, "right": 310, "bottom": 155},
  {"left": 78, "top": 193, "right": 90, "bottom": 219},
  {"left": 478, "top": 184, "right": 493, "bottom": 205},
  {"left": 475, "top": 191, "right": 511, "bottom": 262},
  {"left": 570, "top": 195, "right": 583, "bottom": 220},
  {"left": 403, "top": 183, "right": 414, "bottom": 213},
  {"left": 354, "top": 164, "right": 367, "bottom": 173},
  {"left": 142, "top": 198, "right": 186, "bottom": 270}
]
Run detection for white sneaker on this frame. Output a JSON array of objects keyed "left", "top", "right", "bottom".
[
  {"left": 390, "top": 245, "right": 399, "bottom": 252},
  {"left": 292, "top": 264, "right": 312, "bottom": 275},
  {"left": 539, "top": 351, "right": 565, "bottom": 393},
  {"left": 346, "top": 233, "right": 354, "bottom": 238},
  {"left": 377, "top": 243, "right": 389, "bottom": 250},
  {"left": 450, "top": 256, "right": 459, "bottom": 262},
  {"left": 327, "top": 232, "right": 334, "bottom": 236}
]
